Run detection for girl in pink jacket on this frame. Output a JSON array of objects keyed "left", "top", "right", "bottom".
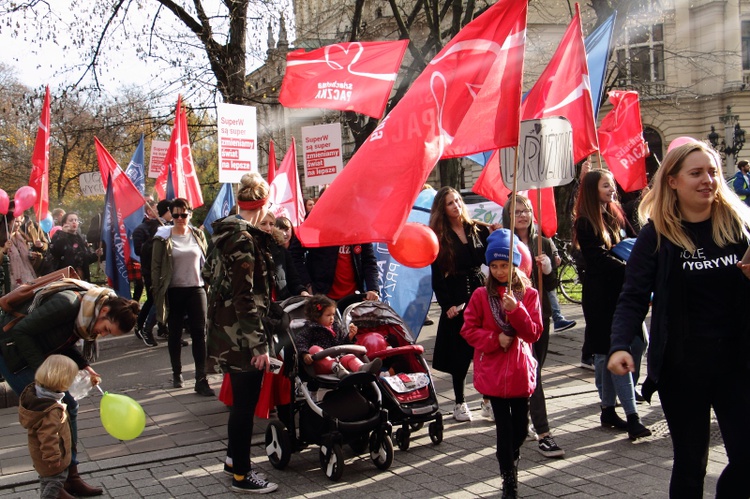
[{"left": 461, "top": 229, "right": 542, "bottom": 499}]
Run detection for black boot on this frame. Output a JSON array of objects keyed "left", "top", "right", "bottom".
[
  {"left": 627, "top": 413, "right": 652, "bottom": 440},
  {"left": 501, "top": 465, "right": 518, "bottom": 499},
  {"left": 600, "top": 406, "right": 628, "bottom": 430}
]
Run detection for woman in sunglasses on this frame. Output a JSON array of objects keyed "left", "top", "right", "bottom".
[{"left": 152, "top": 198, "right": 214, "bottom": 396}]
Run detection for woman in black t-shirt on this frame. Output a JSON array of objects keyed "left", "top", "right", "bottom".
[{"left": 610, "top": 141, "right": 750, "bottom": 498}]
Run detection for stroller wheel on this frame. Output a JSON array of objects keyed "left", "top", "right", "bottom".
[
  {"left": 395, "top": 427, "right": 411, "bottom": 451},
  {"left": 428, "top": 418, "right": 443, "bottom": 445},
  {"left": 369, "top": 432, "right": 394, "bottom": 470},
  {"left": 265, "top": 421, "right": 292, "bottom": 469},
  {"left": 319, "top": 443, "right": 344, "bottom": 481},
  {"left": 410, "top": 422, "right": 424, "bottom": 432}
]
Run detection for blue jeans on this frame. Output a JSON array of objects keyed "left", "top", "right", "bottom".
[
  {"left": 0, "top": 354, "right": 79, "bottom": 464},
  {"left": 594, "top": 354, "right": 636, "bottom": 416},
  {"left": 548, "top": 290, "right": 564, "bottom": 323}
]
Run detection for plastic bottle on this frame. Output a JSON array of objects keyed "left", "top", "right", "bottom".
[{"left": 68, "top": 370, "right": 94, "bottom": 400}]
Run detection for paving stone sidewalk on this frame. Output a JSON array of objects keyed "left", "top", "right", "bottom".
[{"left": 0, "top": 304, "right": 726, "bottom": 498}]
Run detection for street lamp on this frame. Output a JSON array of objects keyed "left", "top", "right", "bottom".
[{"left": 707, "top": 106, "right": 746, "bottom": 175}]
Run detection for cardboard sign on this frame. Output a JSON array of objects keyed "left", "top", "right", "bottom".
[
  {"left": 301, "top": 123, "right": 343, "bottom": 187},
  {"left": 79, "top": 171, "right": 105, "bottom": 197},
  {"left": 147, "top": 140, "right": 170, "bottom": 179},
  {"left": 499, "top": 117, "right": 575, "bottom": 190},
  {"left": 217, "top": 103, "right": 258, "bottom": 183}
]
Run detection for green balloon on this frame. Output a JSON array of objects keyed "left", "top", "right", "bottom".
[{"left": 100, "top": 392, "right": 146, "bottom": 441}]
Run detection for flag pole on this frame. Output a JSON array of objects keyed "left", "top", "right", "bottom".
[
  {"left": 536, "top": 188, "right": 544, "bottom": 293},
  {"left": 508, "top": 144, "right": 520, "bottom": 289}
]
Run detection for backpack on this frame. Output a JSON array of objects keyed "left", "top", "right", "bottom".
[{"left": 0, "top": 267, "right": 80, "bottom": 332}]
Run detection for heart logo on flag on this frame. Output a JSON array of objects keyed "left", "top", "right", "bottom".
[{"left": 325, "top": 42, "right": 364, "bottom": 72}]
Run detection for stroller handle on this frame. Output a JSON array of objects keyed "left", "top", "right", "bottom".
[
  {"left": 310, "top": 344, "right": 368, "bottom": 361},
  {"left": 368, "top": 345, "right": 425, "bottom": 360}
]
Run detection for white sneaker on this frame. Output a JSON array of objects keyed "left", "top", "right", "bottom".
[
  {"left": 527, "top": 424, "right": 538, "bottom": 441},
  {"left": 480, "top": 400, "right": 495, "bottom": 421},
  {"left": 453, "top": 402, "right": 472, "bottom": 422}
]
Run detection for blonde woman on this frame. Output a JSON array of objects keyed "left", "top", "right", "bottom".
[{"left": 610, "top": 141, "right": 750, "bottom": 497}]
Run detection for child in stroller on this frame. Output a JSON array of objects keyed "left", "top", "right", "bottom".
[{"left": 296, "top": 295, "right": 383, "bottom": 378}]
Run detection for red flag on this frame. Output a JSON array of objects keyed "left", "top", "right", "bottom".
[
  {"left": 268, "top": 140, "right": 277, "bottom": 184},
  {"left": 155, "top": 96, "right": 204, "bottom": 208},
  {"left": 279, "top": 40, "right": 409, "bottom": 119},
  {"left": 94, "top": 138, "right": 144, "bottom": 220},
  {"left": 269, "top": 138, "right": 306, "bottom": 228},
  {"left": 597, "top": 90, "right": 649, "bottom": 192},
  {"left": 297, "top": 0, "right": 528, "bottom": 247},
  {"left": 29, "top": 85, "right": 51, "bottom": 220},
  {"left": 521, "top": 4, "right": 597, "bottom": 163},
  {"left": 526, "top": 187, "right": 558, "bottom": 237},
  {"left": 472, "top": 151, "right": 512, "bottom": 206}
]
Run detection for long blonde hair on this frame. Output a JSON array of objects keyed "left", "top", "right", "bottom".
[{"left": 638, "top": 141, "right": 750, "bottom": 253}]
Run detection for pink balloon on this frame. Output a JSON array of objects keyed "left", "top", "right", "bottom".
[
  {"left": 13, "top": 186, "right": 38, "bottom": 215},
  {"left": 516, "top": 240, "right": 533, "bottom": 276},
  {"left": 49, "top": 226, "right": 61, "bottom": 238},
  {"left": 667, "top": 136, "right": 700, "bottom": 153},
  {"left": 0, "top": 189, "right": 8, "bottom": 215}
]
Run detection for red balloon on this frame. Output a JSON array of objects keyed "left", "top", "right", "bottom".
[
  {"left": 0, "top": 189, "right": 8, "bottom": 215},
  {"left": 387, "top": 222, "right": 439, "bottom": 268},
  {"left": 357, "top": 332, "right": 388, "bottom": 358},
  {"left": 517, "top": 240, "right": 533, "bottom": 276},
  {"left": 49, "top": 226, "right": 61, "bottom": 238},
  {"left": 13, "top": 186, "right": 38, "bottom": 217}
]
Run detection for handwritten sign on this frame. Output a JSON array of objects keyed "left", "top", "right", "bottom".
[
  {"left": 302, "top": 123, "right": 343, "bottom": 187},
  {"left": 79, "top": 172, "right": 105, "bottom": 197},
  {"left": 147, "top": 140, "right": 170, "bottom": 179},
  {"left": 217, "top": 103, "right": 258, "bottom": 183},
  {"left": 499, "top": 117, "right": 575, "bottom": 190}
]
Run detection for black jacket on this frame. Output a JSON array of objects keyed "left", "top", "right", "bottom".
[{"left": 291, "top": 241, "right": 379, "bottom": 296}]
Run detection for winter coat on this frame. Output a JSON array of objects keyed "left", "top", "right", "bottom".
[
  {"left": 18, "top": 383, "right": 72, "bottom": 477},
  {"left": 132, "top": 218, "right": 163, "bottom": 284},
  {"left": 203, "top": 215, "right": 275, "bottom": 374},
  {"left": 290, "top": 241, "right": 379, "bottom": 296},
  {"left": 461, "top": 286, "right": 542, "bottom": 398},
  {"left": 268, "top": 228, "right": 306, "bottom": 300},
  {"left": 0, "top": 290, "right": 87, "bottom": 374},
  {"left": 574, "top": 216, "right": 636, "bottom": 354},
  {"left": 430, "top": 222, "right": 490, "bottom": 375},
  {"left": 151, "top": 226, "right": 207, "bottom": 325},
  {"left": 294, "top": 321, "right": 349, "bottom": 357},
  {"left": 46, "top": 231, "right": 98, "bottom": 282}
]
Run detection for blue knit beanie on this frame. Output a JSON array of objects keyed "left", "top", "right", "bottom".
[{"left": 485, "top": 228, "right": 521, "bottom": 267}]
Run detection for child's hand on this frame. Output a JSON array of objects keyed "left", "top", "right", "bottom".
[
  {"left": 498, "top": 333, "right": 513, "bottom": 351},
  {"left": 502, "top": 293, "right": 518, "bottom": 312},
  {"left": 303, "top": 353, "right": 313, "bottom": 365},
  {"left": 536, "top": 254, "right": 552, "bottom": 275},
  {"left": 348, "top": 324, "right": 358, "bottom": 339}
]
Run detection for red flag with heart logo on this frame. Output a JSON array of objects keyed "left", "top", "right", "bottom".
[
  {"left": 279, "top": 40, "right": 409, "bottom": 119},
  {"left": 597, "top": 90, "right": 649, "bottom": 192},
  {"left": 521, "top": 4, "right": 597, "bottom": 164},
  {"left": 29, "top": 85, "right": 51, "bottom": 220},
  {"left": 297, "top": 0, "right": 528, "bottom": 247},
  {"left": 155, "top": 96, "right": 204, "bottom": 208},
  {"left": 94, "top": 137, "right": 144, "bottom": 220}
]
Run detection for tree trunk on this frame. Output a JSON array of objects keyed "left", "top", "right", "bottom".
[{"left": 438, "top": 157, "right": 462, "bottom": 188}]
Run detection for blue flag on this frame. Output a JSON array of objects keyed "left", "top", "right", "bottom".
[
  {"left": 166, "top": 168, "right": 176, "bottom": 201},
  {"left": 102, "top": 175, "right": 132, "bottom": 298},
  {"left": 203, "top": 183, "right": 236, "bottom": 235},
  {"left": 584, "top": 12, "right": 617, "bottom": 119},
  {"left": 466, "top": 12, "right": 617, "bottom": 168},
  {"left": 124, "top": 135, "right": 145, "bottom": 261}
]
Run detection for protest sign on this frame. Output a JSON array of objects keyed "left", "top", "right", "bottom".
[
  {"left": 217, "top": 103, "right": 258, "bottom": 183},
  {"left": 301, "top": 123, "right": 343, "bottom": 187},
  {"left": 148, "top": 140, "right": 170, "bottom": 179},
  {"left": 80, "top": 171, "right": 105, "bottom": 197},
  {"left": 499, "top": 117, "right": 575, "bottom": 190}
]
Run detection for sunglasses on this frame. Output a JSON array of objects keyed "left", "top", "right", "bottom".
[{"left": 172, "top": 213, "right": 189, "bottom": 219}]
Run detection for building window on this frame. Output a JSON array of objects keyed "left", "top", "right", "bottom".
[
  {"left": 616, "top": 23, "right": 665, "bottom": 88},
  {"left": 743, "top": 21, "right": 750, "bottom": 71}
]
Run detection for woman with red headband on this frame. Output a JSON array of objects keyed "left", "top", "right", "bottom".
[
  {"left": 152, "top": 197, "right": 214, "bottom": 396},
  {"left": 203, "top": 172, "right": 279, "bottom": 494}
]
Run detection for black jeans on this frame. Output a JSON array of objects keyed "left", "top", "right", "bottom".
[
  {"left": 529, "top": 316, "right": 550, "bottom": 435},
  {"left": 227, "top": 370, "right": 264, "bottom": 476},
  {"left": 658, "top": 339, "right": 750, "bottom": 499},
  {"left": 489, "top": 397, "right": 529, "bottom": 472},
  {"left": 137, "top": 277, "right": 153, "bottom": 331},
  {"left": 166, "top": 287, "right": 208, "bottom": 381}
]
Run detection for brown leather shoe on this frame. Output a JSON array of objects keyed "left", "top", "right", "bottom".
[
  {"left": 64, "top": 463, "right": 103, "bottom": 496},
  {"left": 58, "top": 487, "right": 75, "bottom": 499}
]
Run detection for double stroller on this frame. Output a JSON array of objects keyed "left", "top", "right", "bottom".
[
  {"left": 264, "top": 295, "right": 394, "bottom": 481},
  {"left": 342, "top": 299, "right": 443, "bottom": 451}
]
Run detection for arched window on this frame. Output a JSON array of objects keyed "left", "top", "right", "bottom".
[{"left": 643, "top": 126, "right": 663, "bottom": 181}]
